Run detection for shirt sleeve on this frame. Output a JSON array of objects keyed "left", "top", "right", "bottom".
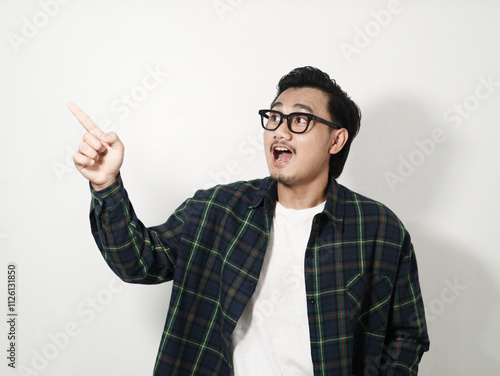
[
  {"left": 89, "top": 173, "right": 188, "bottom": 284},
  {"left": 380, "top": 233, "right": 430, "bottom": 375}
]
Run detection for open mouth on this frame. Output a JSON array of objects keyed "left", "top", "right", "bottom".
[{"left": 273, "top": 146, "right": 293, "bottom": 164}]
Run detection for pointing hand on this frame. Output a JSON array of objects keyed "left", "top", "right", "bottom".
[{"left": 68, "top": 102, "right": 124, "bottom": 191}]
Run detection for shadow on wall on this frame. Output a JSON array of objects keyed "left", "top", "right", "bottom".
[{"left": 341, "top": 94, "right": 500, "bottom": 375}]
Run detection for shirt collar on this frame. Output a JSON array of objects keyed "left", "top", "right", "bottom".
[
  {"left": 249, "top": 177, "right": 277, "bottom": 213},
  {"left": 250, "top": 175, "right": 345, "bottom": 230},
  {"left": 322, "top": 175, "right": 345, "bottom": 231}
]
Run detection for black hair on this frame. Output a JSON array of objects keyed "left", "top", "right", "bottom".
[{"left": 273, "top": 66, "right": 361, "bottom": 179}]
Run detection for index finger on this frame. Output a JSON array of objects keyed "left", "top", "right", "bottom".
[{"left": 67, "top": 102, "right": 103, "bottom": 136}]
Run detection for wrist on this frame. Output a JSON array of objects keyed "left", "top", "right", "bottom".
[{"left": 91, "top": 177, "right": 117, "bottom": 191}]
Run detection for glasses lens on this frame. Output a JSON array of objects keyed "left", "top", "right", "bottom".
[
  {"left": 262, "top": 111, "right": 281, "bottom": 130},
  {"left": 290, "top": 114, "right": 310, "bottom": 133}
]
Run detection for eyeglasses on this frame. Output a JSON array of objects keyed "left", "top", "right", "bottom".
[{"left": 258, "top": 109, "right": 340, "bottom": 134}]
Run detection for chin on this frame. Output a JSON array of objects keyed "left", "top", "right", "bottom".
[{"left": 270, "top": 172, "right": 294, "bottom": 186}]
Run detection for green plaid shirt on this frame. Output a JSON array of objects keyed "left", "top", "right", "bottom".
[{"left": 90, "top": 174, "right": 429, "bottom": 375}]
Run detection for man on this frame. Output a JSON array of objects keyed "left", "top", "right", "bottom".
[{"left": 69, "top": 66, "right": 429, "bottom": 375}]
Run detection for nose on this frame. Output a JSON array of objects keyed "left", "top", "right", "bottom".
[{"left": 273, "top": 117, "right": 293, "bottom": 140}]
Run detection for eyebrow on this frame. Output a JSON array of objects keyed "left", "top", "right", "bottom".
[{"left": 271, "top": 101, "right": 315, "bottom": 113}]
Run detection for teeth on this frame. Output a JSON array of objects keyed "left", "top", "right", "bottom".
[{"left": 274, "top": 146, "right": 290, "bottom": 162}]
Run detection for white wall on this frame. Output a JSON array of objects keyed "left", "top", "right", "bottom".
[{"left": 1, "top": 1, "right": 499, "bottom": 374}]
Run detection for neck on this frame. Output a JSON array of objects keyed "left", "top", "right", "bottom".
[{"left": 276, "top": 176, "right": 329, "bottom": 210}]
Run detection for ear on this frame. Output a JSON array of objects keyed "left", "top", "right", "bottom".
[{"left": 329, "top": 128, "right": 349, "bottom": 155}]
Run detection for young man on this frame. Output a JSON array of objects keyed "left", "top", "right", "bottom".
[{"left": 70, "top": 66, "right": 429, "bottom": 375}]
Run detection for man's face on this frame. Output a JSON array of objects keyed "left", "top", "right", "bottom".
[{"left": 264, "top": 87, "right": 343, "bottom": 190}]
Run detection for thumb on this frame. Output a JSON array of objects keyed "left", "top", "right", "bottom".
[{"left": 101, "top": 132, "right": 124, "bottom": 150}]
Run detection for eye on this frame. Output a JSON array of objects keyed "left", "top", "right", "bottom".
[
  {"left": 269, "top": 112, "right": 281, "bottom": 122},
  {"left": 293, "top": 114, "right": 309, "bottom": 125}
]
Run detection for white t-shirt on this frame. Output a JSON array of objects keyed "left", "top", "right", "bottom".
[{"left": 229, "top": 201, "right": 325, "bottom": 376}]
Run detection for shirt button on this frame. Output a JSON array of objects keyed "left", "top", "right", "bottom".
[
  {"left": 314, "top": 214, "right": 326, "bottom": 224},
  {"left": 309, "top": 298, "right": 315, "bottom": 304},
  {"left": 306, "top": 251, "right": 314, "bottom": 259}
]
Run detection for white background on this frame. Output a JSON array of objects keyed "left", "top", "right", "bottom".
[{"left": 1, "top": 0, "right": 499, "bottom": 375}]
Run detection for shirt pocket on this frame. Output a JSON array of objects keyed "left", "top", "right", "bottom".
[{"left": 345, "top": 273, "right": 393, "bottom": 334}]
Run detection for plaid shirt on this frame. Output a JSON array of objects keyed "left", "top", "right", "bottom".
[{"left": 90, "top": 174, "right": 429, "bottom": 375}]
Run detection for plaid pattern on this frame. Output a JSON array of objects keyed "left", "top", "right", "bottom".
[{"left": 90, "top": 174, "right": 429, "bottom": 375}]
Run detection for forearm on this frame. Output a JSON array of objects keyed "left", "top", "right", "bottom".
[
  {"left": 89, "top": 174, "right": 180, "bottom": 284},
  {"left": 380, "top": 245, "right": 430, "bottom": 375}
]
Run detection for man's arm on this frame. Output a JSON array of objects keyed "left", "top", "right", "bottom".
[
  {"left": 381, "top": 234, "right": 430, "bottom": 375},
  {"left": 89, "top": 173, "right": 186, "bottom": 283}
]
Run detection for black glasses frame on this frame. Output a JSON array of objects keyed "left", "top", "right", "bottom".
[{"left": 258, "top": 109, "right": 340, "bottom": 134}]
